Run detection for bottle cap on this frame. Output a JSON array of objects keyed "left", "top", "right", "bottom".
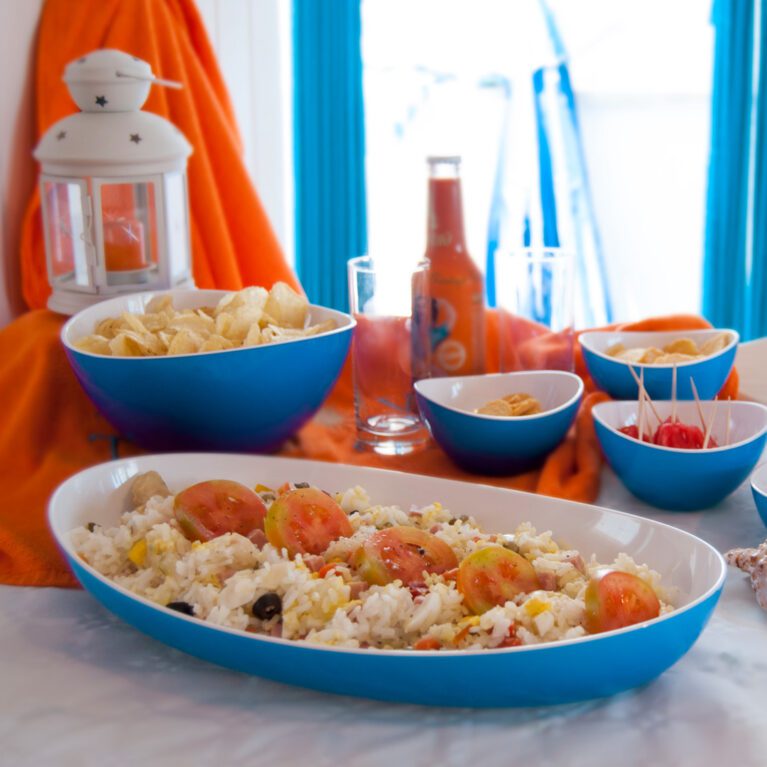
[{"left": 426, "top": 155, "right": 461, "bottom": 166}]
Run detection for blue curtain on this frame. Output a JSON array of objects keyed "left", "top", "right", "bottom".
[
  {"left": 485, "top": 2, "right": 611, "bottom": 327},
  {"left": 703, "top": 0, "right": 765, "bottom": 339},
  {"left": 293, "top": 0, "right": 367, "bottom": 312}
]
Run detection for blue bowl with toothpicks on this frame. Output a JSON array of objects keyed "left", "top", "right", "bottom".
[
  {"left": 580, "top": 329, "right": 738, "bottom": 400},
  {"left": 593, "top": 399, "right": 767, "bottom": 510}
]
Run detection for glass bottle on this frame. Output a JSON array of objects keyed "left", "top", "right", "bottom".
[{"left": 424, "top": 156, "right": 485, "bottom": 376}]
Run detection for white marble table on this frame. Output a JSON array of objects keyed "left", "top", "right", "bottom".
[{"left": 2, "top": 468, "right": 767, "bottom": 767}]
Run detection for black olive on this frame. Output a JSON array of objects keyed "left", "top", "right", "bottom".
[
  {"left": 252, "top": 592, "right": 282, "bottom": 620},
  {"left": 167, "top": 601, "right": 195, "bottom": 616},
  {"left": 294, "top": 482, "right": 310, "bottom": 489},
  {"left": 86, "top": 522, "right": 99, "bottom": 532}
]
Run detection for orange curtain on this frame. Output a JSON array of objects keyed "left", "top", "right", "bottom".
[{"left": 20, "top": 0, "right": 299, "bottom": 309}]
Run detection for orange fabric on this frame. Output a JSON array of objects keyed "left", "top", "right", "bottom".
[
  {"left": 20, "top": 0, "right": 299, "bottom": 310},
  {"left": 0, "top": 311, "right": 141, "bottom": 587},
  {"left": 0, "top": 310, "right": 739, "bottom": 588}
]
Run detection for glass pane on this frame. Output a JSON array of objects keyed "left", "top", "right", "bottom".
[
  {"left": 164, "top": 172, "right": 190, "bottom": 283},
  {"left": 100, "top": 182, "right": 160, "bottom": 288},
  {"left": 44, "top": 180, "right": 90, "bottom": 287}
]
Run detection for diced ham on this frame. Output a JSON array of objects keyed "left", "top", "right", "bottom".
[
  {"left": 349, "top": 581, "right": 368, "bottom": 599},
  {"left": 537, "top": 571, "right": 558, "bottom": 591},
  {"left": 562, "top": 552, "right": 586, "bottom": 574},
  {"left": 305, "top": 555, "right": 326, "bottom": 572},
  {"left": 270, "top": 622, "right": 283, "bottom": 638},
  {"left": 248, "top": 529, "right": 267, "bottom": 548},
  {"left": 408, "top": 581, "right": 428, "bottom": 599},
  {"left": 429, "top": 524, "right": 441, "bottom": 534}
]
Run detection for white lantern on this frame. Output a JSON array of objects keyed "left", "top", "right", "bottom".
[{"left": 34, "top": 49, "right": 195, "bottom": 315}]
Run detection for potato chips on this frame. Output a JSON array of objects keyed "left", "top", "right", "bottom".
[
  {"left": 74, "top": 283, "right": 336, "bottom": 357},
  {"left": 475, "top": 392, "right": 544, "bottom": 417},
  {"left": 606, "top": 332, "right": 731, "bottom": 366}
]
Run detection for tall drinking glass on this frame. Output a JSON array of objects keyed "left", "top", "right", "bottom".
[
  {"left": 347, "top": 256, "right": 431, "bottom": 455},
  {"left": 494, "top": 248, "right": 575, "bottom": 372}
]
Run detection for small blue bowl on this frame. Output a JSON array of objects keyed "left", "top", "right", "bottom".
[
  {"left": 750, "top": 463, "right": 767, "bottom": 527},
  {"left": 593, "top": 400, "right": 767, "bottom": 510},
  {"left": 62, "top": 289, "right": 354, "bottom": 452},
  {"left": 581, "top": 329, "right": 738, "bottom": 400},
  {"left": 415, "top": 371, "right": 583, "bottom": 475}
]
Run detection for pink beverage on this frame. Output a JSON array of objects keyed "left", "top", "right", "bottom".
[
  {"left": 498, "top": 310, "right": 575, "bottom": 372},
  {"left": 348, "top": 256, "right": 431, "bottom": 455},
  {"left": 352, "top": 315, "right": 426, "bottom": 446}
]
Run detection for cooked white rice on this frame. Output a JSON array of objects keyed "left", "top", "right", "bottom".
[{"left": 71, "top": 482, "right": 674, "bottom": 650}]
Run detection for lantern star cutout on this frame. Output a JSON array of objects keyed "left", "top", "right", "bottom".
[
  {"left": 95, "top": 95, "right": 108, "bottom": 107},
  {"left": 56, "top": 131, "right": 66, "bottom": 141},
  {"left": 129, "top": 133, "right": 142, "bottom": 144}
]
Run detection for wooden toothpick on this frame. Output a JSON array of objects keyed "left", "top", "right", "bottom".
[
  {"left": 671, "top": 363, "right": 678, "bottom": 424},
  {"left": 689, "top": 377, "right": 709, "bottom": 434},
  {"left": 703, "top": 400, "right": 717, "bottom": 449},
  {"left": 725, "top": 396, "right": 732, "bottom": 446},
  {"left": 628, "top": 365, "right": 662, "bottom": 425}
]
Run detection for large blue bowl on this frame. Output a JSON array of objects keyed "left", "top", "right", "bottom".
[
  {"left": 593, "top": 400, "right": 767, "bottom": 510},
  {"left": 62, "top": 289, "right": 354, "bottom": 452},
  {"left": 415, "top": 371, "right": 583, "bottom": 475},
  {"left": 581, "top": 329, "right": 738, "bottom": 400},
  {"left": 49, "top": 453, "right": 726, "bottom": 707}
]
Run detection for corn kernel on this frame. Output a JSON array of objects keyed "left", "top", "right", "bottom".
[
  {"left": 127, "top": 539, "right": 147, "bottom": 567},
  {"left": 524, "top": 598, "right": 550, "bottom": 617}
]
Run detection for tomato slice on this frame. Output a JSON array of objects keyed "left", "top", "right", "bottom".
[
  {"left": 618, "top": 425, "right": 652, "bottom": 443},
  {"left": 351, "top": 526, "right": 458, "bottom": 586},
  {"left": 457, "top": 546, "right": 540, "bottom": 614},
  {"left": 584, "top": 570, "right": 661, "bottom": 633},
  {"left": 265, "top": 487, "right": 353, "bottom": 558},
  {"left": 653, "top": 418, "right": 717, "bottom": 449},
  {"left": 413, "top": 636, "right": 441, "bottom": 651},
  {"left": 174, "top": 480, "right": 267, "bottom": 542}
]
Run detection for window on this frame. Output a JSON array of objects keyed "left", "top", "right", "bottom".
[{"left": 362, "top": 0, "right": 713, "bottom": 321}]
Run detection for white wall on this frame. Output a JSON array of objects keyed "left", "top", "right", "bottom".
[
  {"left": 196, "top": 0, "right": 294, "bottom": 265},
  {"left": 0, "top": 0, "right": 292, "bottom": 326},
  {"left": 0, "top": 0, "right": 44, "bottom": 325}
]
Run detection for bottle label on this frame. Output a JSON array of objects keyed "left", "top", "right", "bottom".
[
  {"left": 428, "top": 286, "right": 484, "bottom": 376},
  {"left": 435, "top": 338, "right": 467, "bottom": 372}
]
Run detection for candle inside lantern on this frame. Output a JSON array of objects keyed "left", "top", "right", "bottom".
[{"left": 103, "top": 215, "right": 147, "bottom": 271}]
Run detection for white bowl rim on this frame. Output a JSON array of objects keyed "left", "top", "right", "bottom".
[
  {"left": 592, "top": 399, "right": 767, "bottom": 455},
  {"left": 414, "top": 371, "right": 584, "bottom": 422},
  {"left": 48, "top": 452, "right": 727, "bottom": 658},
  {"left": 580, "top": 328, "right": 739, "bottom": 370},
  {"left": 750, "top": 461, "right": 767, "bottom": 498},
  {"left": 61, "top": 288, "right": 356, "bottom": 361}
]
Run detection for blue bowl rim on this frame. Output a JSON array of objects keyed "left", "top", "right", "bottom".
[
  {"left": 414, "top": 371, "right": 584, "bottom": 423},
  {"left": 751, "top": 461, "right": 767, "bottom": 499},
  {"left": 61, "top": 288, "right": 356, "bottom": 362},
  {"left": 580, "top": 328, "right": 739, "bottom": 370},
  {"left": 48, "top": 454, "right": 727, "bottom": 658},
  {"left": 593, "top": 399, "right": 767, "bottom": 456}
]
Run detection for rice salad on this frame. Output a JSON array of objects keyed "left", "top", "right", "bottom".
[{"left": 72, "top": 473, "right": 674, "bottom": 651}]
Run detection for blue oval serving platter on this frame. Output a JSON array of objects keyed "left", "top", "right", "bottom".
[{"left": 49, "top": 454, "right": 725, "bottom": 707}]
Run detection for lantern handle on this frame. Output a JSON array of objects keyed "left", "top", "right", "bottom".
[{"left": 115, "top": 70, "right": 183, "bottom": 90}]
